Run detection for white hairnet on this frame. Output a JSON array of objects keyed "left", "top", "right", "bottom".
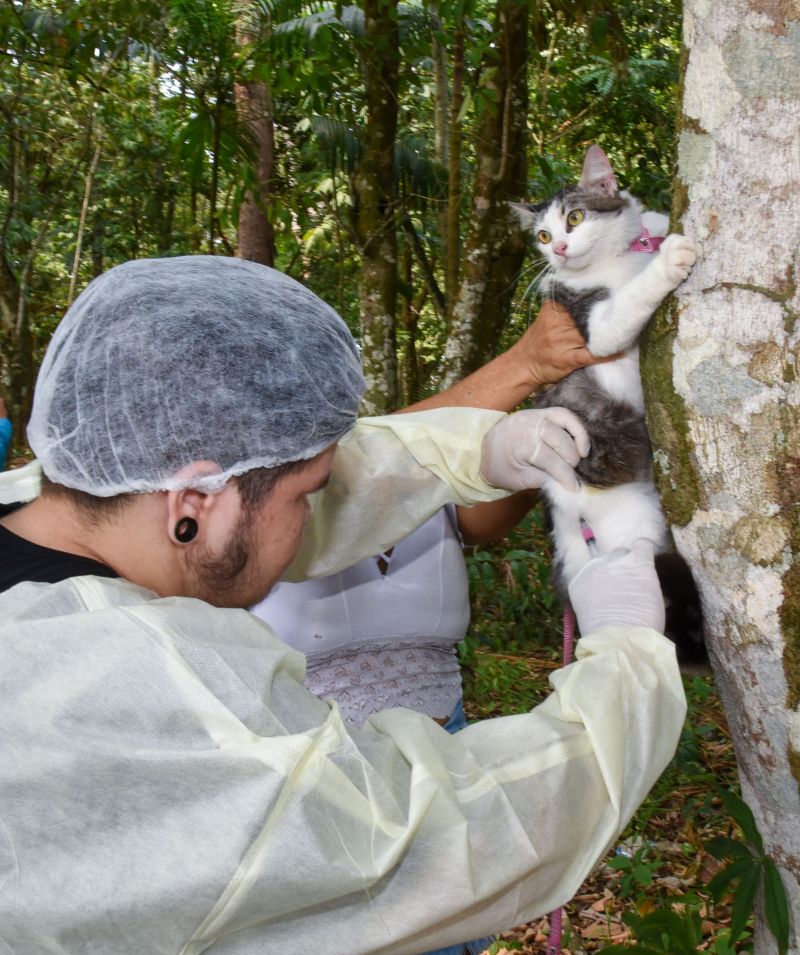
[{"left": 27, "top": 256, "right": 365, "bottom": 496}]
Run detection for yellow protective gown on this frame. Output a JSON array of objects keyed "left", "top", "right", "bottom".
[{"left": 0, "top": 409, "right": 686, "bottom": 955}]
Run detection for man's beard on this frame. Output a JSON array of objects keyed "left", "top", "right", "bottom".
[{"left": 186, "top": 512, "right": 256, "bottom": 607}]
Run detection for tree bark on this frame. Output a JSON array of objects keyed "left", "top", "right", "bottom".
[
  {"left": 208, "top": 91, "right": 224, "bottom": 254},
  {"left": 68, "top": 141, "right": 101, "bottom": 306},
  {"left": 352, "top": 0, "right": 400, "bottom": 414},
  {"left": 642, "top": 3, "right": 800, "bottom": 950},
  {"left": 445, "top": 22, "right": 464, "bottom": 320},
  {"left": 234, "top": 1, "right": 276, "bottom": 267},
  {"left": 430, "top": 4, "right": 453, "bottom": 314},
  {"left": 398, "top": 239, "right": 419, "bottom": 405},
  {"left": 440, "top": 0, "right": 530, "bottom": 386}
]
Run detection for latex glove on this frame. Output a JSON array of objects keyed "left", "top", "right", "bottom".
[
  {"left": 567, "top": 538, "right": 666, "bottom": 635},
  {"left": 480, "top": 408, "right": 590, "bottom": 492}
]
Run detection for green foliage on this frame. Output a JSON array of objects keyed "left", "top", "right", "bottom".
[
  {"left": 0, "top": 0, "right": 687, "bottom": 415},
  {"left": 706, "top": 789, "right": 790, "bottom": 955},
  {"left": 464, "top": 506, "right": 562, "bottom": 655},
  {"left": 607, "top": 848, "right": 662, "bottom": 899},
  {"left": 609, "top": 907, "right": 705, "bottom": 954},
  {"left": 526, "top": 0, "right": 681, "bottom": 212},
  {"left": 600, "top": 904, "right": 750, "bottom": 955},
  {"left": 485, "top": 940, "right": 523, "bottom": 953}
]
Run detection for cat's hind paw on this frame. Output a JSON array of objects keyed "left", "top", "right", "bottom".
[{"left": 660, "top": 234, "right": 697, "bottom": 287}]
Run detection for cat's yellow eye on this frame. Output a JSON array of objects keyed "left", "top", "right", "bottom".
[
  {"left": 567, "top": 209, "right": 585, "bottom": 227},
  {"left": 537, "top": 230, "right": 551, "bottom": 244}
]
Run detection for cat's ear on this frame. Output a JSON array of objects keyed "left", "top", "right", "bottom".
[
  {"left": 509, "top": 201, "right": 538, "bottom": 231},
  {"left": 579, "top": 145, "right": 619, "bottom": 197}
]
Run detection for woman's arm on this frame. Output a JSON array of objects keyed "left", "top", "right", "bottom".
[
  {"left": 456, "top": 492, "right": 540, "bottom": 546},
  {"left": 401, "top": 301, "right": 609, "bottom": 544},
  {"left": 401, "top": 301, "right": 605, "bottom": 414}
]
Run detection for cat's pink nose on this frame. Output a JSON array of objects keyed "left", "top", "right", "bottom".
[{"left": 553, "top": 241, "right": 568, "bottom": 257}]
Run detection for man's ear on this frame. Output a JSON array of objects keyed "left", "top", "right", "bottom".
[{"left": 164, "top": 461, "right": 226, "bottom": 545}]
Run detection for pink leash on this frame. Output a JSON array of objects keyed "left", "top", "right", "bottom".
[
  {"left": 546, "top": 604, "right": 576, "bottom": 955},
  {"left": 547, "top": 518, "right": 595, "bottom": 952}
]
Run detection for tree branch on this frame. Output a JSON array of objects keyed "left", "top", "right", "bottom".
[{"left": 401, "top": 214, "right": 446, "bottom": 319}]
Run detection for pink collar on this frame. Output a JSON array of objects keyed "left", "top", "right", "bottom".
[{"left": 629, "top": 228, "right": 664, "bottom": 254}]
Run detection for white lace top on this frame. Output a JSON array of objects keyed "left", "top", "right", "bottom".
[{"left": 250, "top": 505, "right": 470, "bottom": 724}]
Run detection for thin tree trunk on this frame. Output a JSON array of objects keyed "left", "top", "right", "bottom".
[
  {"left": 432, "top": 10, "right": 449, "bottom": 169},
  {"left": 399, "top": 240, "right": 417, "bottom": 405},
  {"left": 431, "top": 5, "right": 450, "bottom": 307},
  {"left": 150, "top": 58, "right": 177, "bottom": 256},
  {"left": 441, "top": 0, "right": 530, "bottom": 385},
  {"left": 208, "top": 92, "right": 224, "bottom": 254},
  {"left": 234, "top": 1, "right": 276, "bottom": 266},
  {"left": 352, "top": 0, "right": 400, "bottom": 414},
  {"left": 68, "top": 141, "right": 101, "bottom": 306},
  {"left": 643, "top": 3, "right": 800, "bottom": 951},
  {"left": 445, "top": 23, "right": 464, "bottom": 319},
  {"left": 401, "top": 214, "right": 446, "bottom": 320}
]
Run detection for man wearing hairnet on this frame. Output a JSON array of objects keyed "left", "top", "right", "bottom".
[{"left": 0, "top": 256, "right": 684, "bottom": 955}]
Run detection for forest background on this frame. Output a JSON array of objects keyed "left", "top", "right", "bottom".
[
  {"left": 0, "top": 0, "right": 682, "bottom": 428},
  {"left": 0, "top": 1, "right": 781, "bottom": 953}
]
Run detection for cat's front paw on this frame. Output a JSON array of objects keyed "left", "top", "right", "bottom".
[{"left": 659, "top": 234, "right": 697, "bottom": 287}]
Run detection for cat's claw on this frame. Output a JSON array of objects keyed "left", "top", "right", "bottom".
[{"left": 659, "top": 234, "right": 697, "bottom": 287}]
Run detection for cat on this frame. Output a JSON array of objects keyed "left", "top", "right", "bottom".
[{"left": 513, "top": 144, "right": 705, "bottom": 664}]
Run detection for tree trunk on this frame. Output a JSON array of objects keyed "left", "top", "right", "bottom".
[
  {"left": 234, "top": 1, "right": 276, "bottom": 267},
  {"left": 68, "top": 141, "right": 101, "bottom": 306},
  {"left": 235, "top": 76, "right": 276, "bottom": 266},
  {"left": 398, "top": 239, "right": 419, "bottom": 406},
  {"left": 352, "top": 0, "right": 400, "bottom": 414},
  {"left": 642, "top": 3, "right": 800, "bottom": 950},
  {"left": 430, "top": 5, "right": 452, "bottom": 311},
  {"left": 445, "top": 22, "right": 464, "bottom": 320},
  {"left": 440, "top": 0, "right": 529, "bottom": 385},
  {"left": 208, "top": 92, "right": 224, "bottom": 254}
]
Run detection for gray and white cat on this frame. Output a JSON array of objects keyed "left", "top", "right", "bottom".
[{"left": 513, "top": 145, "right": 698, "bottom": 632}]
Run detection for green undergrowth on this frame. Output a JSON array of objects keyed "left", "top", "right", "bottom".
[{"left": 464, "top": 505, "right": 563, "bottom": 659}]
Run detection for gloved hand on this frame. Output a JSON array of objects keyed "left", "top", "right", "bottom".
[
  {"left": 480, "top": 408, "right": 590, "bottom": 492},
  {"left": 567, "top": 538, "right": 666, "bottom": 635}
]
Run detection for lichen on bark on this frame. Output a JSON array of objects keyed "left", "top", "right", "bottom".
[{"left": 641, "top": 298, "right": 703, "bottom": 529}]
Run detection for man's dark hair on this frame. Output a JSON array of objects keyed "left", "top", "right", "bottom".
[
  {"left": 234, "top": 458, "right": 314, "bottom": 513},
  {"left": 39, "top": 475, "right": 134, "bottom": 527},
  {"left": 40, "top": 458, "right": 314, "bottom": 526}
]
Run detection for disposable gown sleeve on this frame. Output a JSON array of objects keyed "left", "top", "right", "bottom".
[
  {"left": 286, "top": 408, "right": 509, "bottom": 580},
  {"left": 0, "top": 410, "right": 509, "bottom": 575},
  {"left": 0, "top": 577, "right": 686, "bottom": 955},
  {"left": 0, "top": 457, "right": 41, "bottom": 503}
]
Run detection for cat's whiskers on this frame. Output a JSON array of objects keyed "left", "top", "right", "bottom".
[
  {"left": 517, "top": 260, "right": 557, "bottom": 325},
  {"left": 519, "top": 259, "right": 554, "bottom": 298}
]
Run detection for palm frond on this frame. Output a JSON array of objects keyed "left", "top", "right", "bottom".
[
  {"left": 275, "top": 2, "right": 431, "bottom": 42},
  {"left": 274, "top": 5, "right": 363, "bottom": 39},
  {"left": 394, "top": 136, "right": 447, "bottom": 203},
  {"left": 304, "top": 115, "right": 364, "bottom": 171}
]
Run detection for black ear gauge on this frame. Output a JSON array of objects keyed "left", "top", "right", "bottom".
[{"left": 174, "top": 517, "right": 198, "bottom": 543}]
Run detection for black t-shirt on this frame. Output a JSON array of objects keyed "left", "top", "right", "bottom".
[{"left": 0, "top": 502, "right": 117, "bottom": 593}]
